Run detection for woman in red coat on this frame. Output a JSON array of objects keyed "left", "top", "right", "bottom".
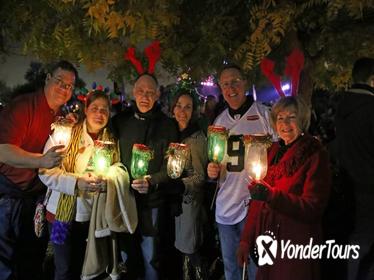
[{"left": 237, "top": 96, "right": 331, "bottom": 280}]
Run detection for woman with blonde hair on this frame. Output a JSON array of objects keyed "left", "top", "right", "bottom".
[{"left": 237, "top": 96, "right": 331, "bottom": 280}]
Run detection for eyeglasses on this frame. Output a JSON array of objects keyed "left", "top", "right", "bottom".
[
  {"left": 219, "top": 78, "right": 243, "bottom": 90},
  {"left": 52, "top": 76, "right": 74, "bottom": 91}
]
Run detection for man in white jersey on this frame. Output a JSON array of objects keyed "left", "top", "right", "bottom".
[{"left": 207, "top": 65, "right": 274, "bottom": 280}]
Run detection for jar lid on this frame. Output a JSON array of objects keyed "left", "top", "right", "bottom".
[
  {"left": 208, "top": 125, "right": 227, "bottom": 134},
  {"left": 243, "top": 134, "right": 272, "bottom": 147},
  {"left": 133, "top": 143, "right": 152, "bottom": 151}
]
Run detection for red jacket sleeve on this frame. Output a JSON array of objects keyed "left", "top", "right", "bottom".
[{"left": 268, "top": 148, "right": 331, "bottom": 223}]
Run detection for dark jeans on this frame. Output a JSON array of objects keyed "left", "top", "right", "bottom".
[
  {"left": 119, "top": 205, "right": 180, "bottom": 280},
  {"left": 49, "top": 221, "right": 89, "bottom": 280},
  {"left": 0, "top": 175, "right": 48, "bottom": 280},
  {"left": 119, "top": 208, "right": 162, "bottom": 280}
]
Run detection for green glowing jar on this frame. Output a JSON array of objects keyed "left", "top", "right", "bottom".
[
  {"left": 130, "top": 144, "right": 153, "bottom": 179},
  {"left": 92, "top": 140, "right": 114, "bottom": 177},
  {"left": 207, "top": 125, "right": 228, "bottom": 163}
]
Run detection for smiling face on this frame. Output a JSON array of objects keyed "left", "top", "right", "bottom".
[
  {"left": 173, "top": 94, "right": 194, "bottom": 131},
  {"left": 275, "top": 108, "right": 301, "bottom": 145},
  {"left": 219, "top": 68, "right": 247, "bottom": 110},
  {"left": 133, "top": 75, "right": 160, "bottom": 113},
  {"left": 85, "top": 97, "right": 110, "bottom": 134},
  {"left": 44, "top": 68, "right": 76, "bottom": 112}
]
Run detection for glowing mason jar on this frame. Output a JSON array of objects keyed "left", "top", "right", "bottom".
[
  {"left": 50, "top": 117, "right": 73, "bottom": 147},
  {"left": 207, "top": 125, "right": 228, "bottom": 163},
  {"left": 92, "top": 140, "right": 114, "bottom": 177},
  {"left": 243, "top": 134, "right": 272, "bottom": 181},
  {"left": 166, "top": 143, "right": 189, "bottom": 179},
  {"left": 130, "top": 144, "right": 153, "bottom": 179}
]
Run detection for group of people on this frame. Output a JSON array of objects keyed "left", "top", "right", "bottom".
[{"left": 0, "top": 57, "right": 373, "bottom": 280}]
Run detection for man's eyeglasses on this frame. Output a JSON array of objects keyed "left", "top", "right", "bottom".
[
  {"left": 219, "top": 78, "right": 243, "bottom": 90},
  {"left": 52, "top": 76, "right": 74, "bottom": 91}
]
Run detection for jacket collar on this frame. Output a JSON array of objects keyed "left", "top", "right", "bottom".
[
  {"left": 132, "top": 101, "right": 161, "bottom": 120},
  {"left": 228, "top": 96, "right": 254, "bottom": 119},
  {"left": 179, "top": 121, "right": 200, "bottom": 141}
]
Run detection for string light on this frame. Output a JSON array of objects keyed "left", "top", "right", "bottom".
[{"left": 201, "top": 76, "right": 215, "bottom": 87}]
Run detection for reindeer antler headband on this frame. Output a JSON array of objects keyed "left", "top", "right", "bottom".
[
  {"left": 260, "top": 48, "right": 304, "bottom": 97},
  {"left": 124, "top": 41, "right": 161, "bottom": 75}
]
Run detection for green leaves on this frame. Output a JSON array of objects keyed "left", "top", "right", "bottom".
[{"left": 0, "top": 0, "right": 373, "bottom": 91}]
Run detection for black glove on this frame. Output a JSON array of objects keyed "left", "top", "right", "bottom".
[{"left": 249, "top": 183, "right": 271, "bottom": 201}]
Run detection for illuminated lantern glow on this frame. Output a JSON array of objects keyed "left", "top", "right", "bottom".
[
  {"left": 130, "top": 144, "right": 153, "bottom": 179},
  {"left": 92, "top": 140, "right": 114, "bottom": 177},
  {"left": 166, "top": 143, "right": 189, "bottom": 179},
  {"left": 53, "top": 127, "right": 71, "bottom": 146},
  {"left": 138, "top": 160, "right": 145, "bottom": 169},
  {"left": 243, "top": 134, "right": 272, "bottom": 182},
  {"left": 50, "top": 117, "right": 74, "bottom": 147},
  {"left": 207, "top": 126, "right": 228, "bottom": 210},
  {"left": 207, "top": 125, "right": 228, "bottom": 163},
  {"left": 213, "top": 145, "right": 221, "bottom": 159},
  {"left": 252, "top": 162, "right": 263, "bottom": 181}
]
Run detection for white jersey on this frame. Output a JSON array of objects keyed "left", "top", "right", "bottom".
[{"left": 214, "top": 101, "right": 275, "bottom": 225}]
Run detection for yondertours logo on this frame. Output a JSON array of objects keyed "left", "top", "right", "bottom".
[
  {"left": 256, "top": 231, "right": 278, "bottom": 266},
  {"left": 255, "top": 231, "right": 360, "bottom": 266}
]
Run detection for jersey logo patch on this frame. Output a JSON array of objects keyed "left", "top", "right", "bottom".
[
  {"left": 234, "top": 114, "right": 241, "bottom": 120},
  {"left": 247, "top": 115, "right": 260, "bottom": 121}
]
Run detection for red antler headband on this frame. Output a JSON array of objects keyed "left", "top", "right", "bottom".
[
  {"left": 144, "top": 41, "right": 160, "bottom": 74},
  {"left": 260, "top": 48, "right": 304, "bottom": 97},
  {"left": 284, "top": 48, "right": 304, "bottom": 97},
  {"left": 124, "top": 48, "right": 144, "bottom": 74},
  {"left": 260, "top": 58, "right": 285, "bottom": 97},
  {"left": 124, "top": 41, "right": 161, "bottom": 75}
]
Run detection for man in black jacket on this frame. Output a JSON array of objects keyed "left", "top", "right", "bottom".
[
  {"left": 334, "top": 57, "right": 374, "bottom": 280},
  {"left": 112, "top": 73, "right": 178, "bottom": 280}
]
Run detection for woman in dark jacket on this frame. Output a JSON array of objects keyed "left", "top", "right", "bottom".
[
  {"left": 237, "top": 96, "right": 331, "bottom": 280},
  {"left": 171, "top": 91, "right": 208, "bottom": 280}
]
